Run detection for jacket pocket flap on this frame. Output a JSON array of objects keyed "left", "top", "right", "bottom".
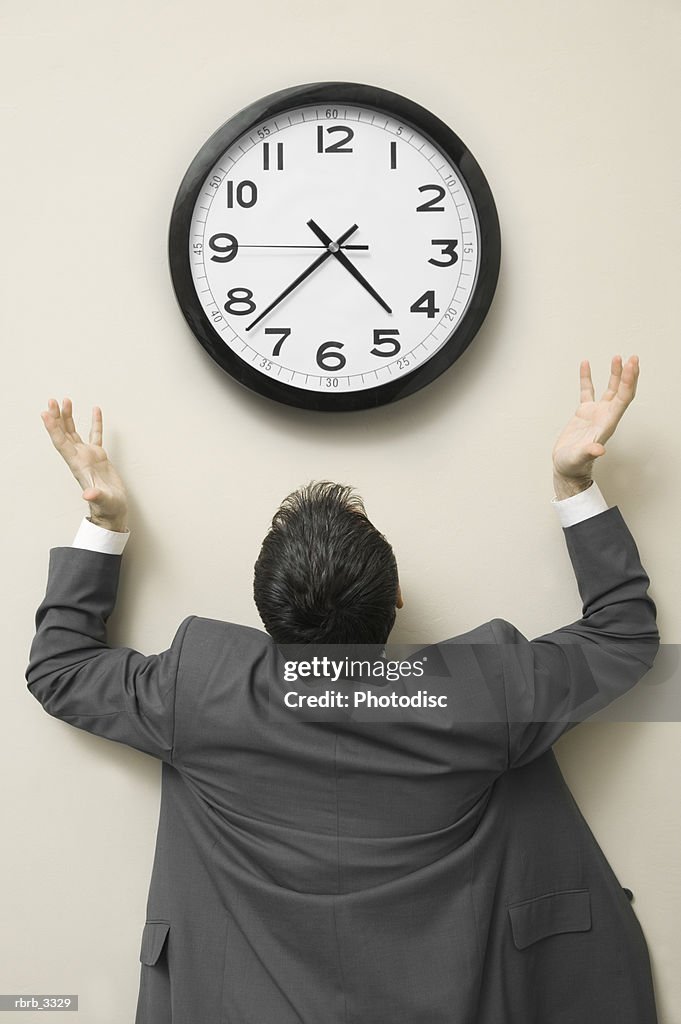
[
  {"left": 139, "top": 919, "right": 171, "bottom": 965},
  {"left": 508, "top": 889, "right": 591, "bottom": 951}
]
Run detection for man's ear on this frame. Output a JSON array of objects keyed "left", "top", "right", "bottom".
[{"left": 396, "top": 584, "right": 404, "bottom": 610}]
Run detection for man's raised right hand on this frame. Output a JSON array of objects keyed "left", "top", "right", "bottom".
[{"left": 552, "top": 354, "right": 640, "bottom": 494}]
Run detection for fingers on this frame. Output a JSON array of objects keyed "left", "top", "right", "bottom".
[
  {"left": 89, "top": 405, "right": 103, "bottom": 446},
  {"left": 581, "top": 354, "right": 639, "bottom": 410},
  {"left": 611, "top": 354, "right": 639, "bottom": 408},
  {"left": 60, "top": 397, "right": 84, "bottom": 444},
  {"left": 601, "top": 354, "right": 623, "bottom": 401},
  {"left": 41, "top": 398, "right": 79, "bottom": 461},
  {"left": 579, "top": 360, "right": 595, "bottom": 403},
  {"left": 41, "top": 397, "right": 105, "bottom": 458}
]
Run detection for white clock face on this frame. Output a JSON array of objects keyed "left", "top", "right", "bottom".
[{"left": 187, "top": 102, "right": 481, "bottom": 394}]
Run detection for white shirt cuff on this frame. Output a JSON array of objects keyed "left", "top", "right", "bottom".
[
  {"left": 551, "top": 480, "right": 609, "bottom": 528},
  {"left": 71, "top": 516, "right": 131, "bottom": 554}
]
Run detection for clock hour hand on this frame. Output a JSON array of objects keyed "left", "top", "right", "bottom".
[
  {"left": 307, "top": 219, "right": 392, "bottom": 315},
  {"left": 245, "top": 224, "right": 359, "bottom": 332}
]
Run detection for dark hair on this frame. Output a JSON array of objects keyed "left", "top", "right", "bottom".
[{"left": 253, "top": 481, "right": 399, "bottom": 645}]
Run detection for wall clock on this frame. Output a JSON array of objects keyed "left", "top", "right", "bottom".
[{"left": 168, "top": 81, "right": 501, "bottom": 412}]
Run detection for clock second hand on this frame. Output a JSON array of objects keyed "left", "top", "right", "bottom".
[
  {"left": 245, "top": 224, "right": 360, "bottom": 333},
  {"left": 238, "top": 243, "right": 368, "bottom": 250}
]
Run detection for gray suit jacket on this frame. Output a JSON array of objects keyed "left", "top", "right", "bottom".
[{"left": 26, "top": 505, "right": 660, "bottom": 1023}]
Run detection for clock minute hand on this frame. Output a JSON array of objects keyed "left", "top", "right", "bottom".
[
  {"left": 245, "top": 224, "right": 360, "bottom": 333},
  {"left": 307, "top": 219, "right": 392, "bottom": 315}
]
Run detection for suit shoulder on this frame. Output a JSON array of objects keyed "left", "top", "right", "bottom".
[
  {"left": 439, "top": 619, "right": 512, "bottom": 645},
  {"left": 488, "top": 617, "right": 523, "bottom": 643},
  {"left": 188, "top": 615, "right": 270, "bottom": 639},
  {"left": 185, "top": 615, "right": 271, "bottom": 650},
  {"left": 436, "top": 618, "right": 527, "bottom": 646}
]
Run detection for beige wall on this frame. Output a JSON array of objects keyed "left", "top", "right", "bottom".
[{"left": 2, "top": 1, "right": 679, "bottom": 1020}]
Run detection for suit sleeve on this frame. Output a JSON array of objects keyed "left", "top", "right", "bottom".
[
  {"left": 24, "top": 546, "right": 195, "bottom": 763},
  {"left": 491, "top": 504, "right": 660, "bottom": 770}
]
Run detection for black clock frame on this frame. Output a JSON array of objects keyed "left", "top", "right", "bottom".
[{"left": 168, "top": 81, "right": 501, "bottom": 412}]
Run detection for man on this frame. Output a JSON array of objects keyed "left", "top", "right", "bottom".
[{"left": 26, "top": 354, "right": 660, "bottom": 1023}]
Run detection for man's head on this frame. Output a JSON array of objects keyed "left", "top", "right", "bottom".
[{"left": 253, "top": 481, "right": 402, "bottom": 645}]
